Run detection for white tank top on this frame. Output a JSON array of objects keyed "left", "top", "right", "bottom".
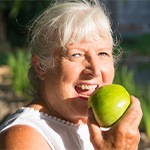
[{"left": 0, "top": 107, "right": 94, "bottom": 150}]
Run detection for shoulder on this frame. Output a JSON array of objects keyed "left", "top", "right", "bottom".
[{"left": 0, "top": 125, "right": 51, "bottom": 150}]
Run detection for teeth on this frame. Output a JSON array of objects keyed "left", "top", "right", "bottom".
[{"left": 77, "top": 84, "right": 97, "bottom": 90}]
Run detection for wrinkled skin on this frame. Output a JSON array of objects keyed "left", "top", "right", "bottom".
[
  {"left": 32, "top": 34, "right": 115, "bottom": 124},
  {"left": 88, "top": 96, "right": 143, "bottom": 150}
]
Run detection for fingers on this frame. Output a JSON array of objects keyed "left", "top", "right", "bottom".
[
  {"left": 87, "top": 97, "right": 142, "bottom": 150},
  {"left": 117, "top": 95, "right": 143, "bottom": 129},
  {"left": 87, "top": 108, "right": 102, "bottom": 145}
]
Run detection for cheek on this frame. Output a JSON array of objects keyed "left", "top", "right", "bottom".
[
  {"left": 103, "top": 63, "right": 115, "bottom": 83},
  {"left": 61, "top": 63, "right": 81, "bottom": 83}
]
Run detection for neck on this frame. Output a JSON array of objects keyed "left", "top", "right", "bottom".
[{"left": 27, "top": 99, "right": 88, "bottom": 125}]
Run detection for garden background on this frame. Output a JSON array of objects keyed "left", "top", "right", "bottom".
[{"left": 0, "top": 0, "right": 150, "bottom": 149}]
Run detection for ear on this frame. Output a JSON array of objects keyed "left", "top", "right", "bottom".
[{"left": 32, "top": 55, "right": 46, "bottom": 80}]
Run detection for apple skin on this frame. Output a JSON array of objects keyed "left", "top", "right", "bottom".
[{"left": 88, "top": 84, "right": 131, "bottom": 128}]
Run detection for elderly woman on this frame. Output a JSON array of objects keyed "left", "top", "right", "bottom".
[{"left": 0, "top": 0, "right": 142, "bottom": 149}]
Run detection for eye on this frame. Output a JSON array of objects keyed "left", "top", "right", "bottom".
[
  {"left": 71, "top": 53, "right": 81, "bottom": 58},
  {"left": 69, "top": 52, "right": 85, "bottom": 61},
  {"left": 98, "top": 52, "right": 109, "bottom": 57}
]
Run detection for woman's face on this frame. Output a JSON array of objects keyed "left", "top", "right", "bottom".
[{"left": 41, "top": 35, "right": 115, "bottom": 124}]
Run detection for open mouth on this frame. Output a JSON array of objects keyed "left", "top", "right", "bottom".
[{"left": 75, "top": 84, "right": 98, "bottom": 99}]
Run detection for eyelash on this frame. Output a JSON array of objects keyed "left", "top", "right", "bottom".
[
  {"left": 68, "top": 52, "right": 109, "bottom": 60},
  {"left": 71, "top": 53, "right": 82, "bottom": 58},
  {"left": 98, "top": 52, "right": 109, "bottom": 57}
]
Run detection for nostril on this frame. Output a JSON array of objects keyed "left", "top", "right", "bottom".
[
  {"left": 83, "top": 67, "right": 93, "bottom": 75},
  {"left": 82, "top": 67, "right": 100, "bottom": 78}
]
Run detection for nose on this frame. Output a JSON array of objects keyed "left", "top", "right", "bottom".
[{"left": 82, "top": 55, "right": 101, "bottom": 78}]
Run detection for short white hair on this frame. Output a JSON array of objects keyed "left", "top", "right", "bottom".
[{"left": 29, "top": 0, "right": 112, "bottom": 57}]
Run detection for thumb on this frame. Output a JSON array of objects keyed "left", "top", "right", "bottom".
[{"left": 87, "top": 108, "right": 103, "bottom": 142}]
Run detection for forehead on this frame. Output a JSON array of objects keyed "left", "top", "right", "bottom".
[{"left": 66, "top": 34, "right": 112, "bottom": 50}]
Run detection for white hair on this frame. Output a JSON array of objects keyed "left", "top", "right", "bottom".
[{"left": 27, "top": 0, "right": 121, "bottom": 96}]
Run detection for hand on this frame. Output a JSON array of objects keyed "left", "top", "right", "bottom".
[{"left": 87, "top": 96, "right": 143, "bottom": 150}]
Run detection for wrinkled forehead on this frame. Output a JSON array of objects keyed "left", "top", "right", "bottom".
[{"left": 66, "top": 32, "right": 113, "bottom": 50}]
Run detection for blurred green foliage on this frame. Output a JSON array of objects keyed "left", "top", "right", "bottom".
[
  {"left": 7, "top": 49, "right": 30, "bottom": 100},
  {"left": 121, "top": 34, "right": 150, "bottom": 56}
]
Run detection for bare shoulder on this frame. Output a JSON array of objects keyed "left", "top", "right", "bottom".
[{"left": 0, "top": 125, "right": 51, "bottom": 150}]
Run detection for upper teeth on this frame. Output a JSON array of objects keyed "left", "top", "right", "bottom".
[{"left": 77, "top": 84, "right": 97, "bottom": 90}]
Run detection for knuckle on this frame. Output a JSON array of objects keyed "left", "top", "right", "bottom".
[{"left": 117, "top": 126, "right": 140, "bottom": 139}]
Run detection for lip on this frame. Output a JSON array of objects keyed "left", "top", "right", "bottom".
[
  {"left": 74, "top": 82, "right": 98, "bottom": 100},
  {"left": 79, "top": 96, "right": 89, "bottom": 101}
]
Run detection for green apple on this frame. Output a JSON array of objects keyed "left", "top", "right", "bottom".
[{"left": 88, "top": 84, "right": 130, "bottom": 127}]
